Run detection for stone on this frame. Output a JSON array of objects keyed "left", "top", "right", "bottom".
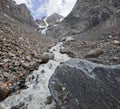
[
  {"left": 60, "top": 50, "right": 76, "bottom": 58},
  {"left": 113, "top": 40, "right": 120, "bottom": 45},
  {"left": 49, "top": 59, "right": 120, "bottom": 109},
  {"left": 45, "top": 96, "right": 53, "bottom": 105},
  {"left": 85, "top": 48, "right": 104, "bottom": 58},
  {"left": 25, "top": 56, "right": 32, "bottom": 62},
  {"left": 10, "top": 106, "right": 18, "bottom": 109},
  {"left": 0, "top": 82, "right": 10, "bottom": 101},
  {"left": 41, "top": 52, "right": 54, "bottom": 63},
  {"left": 112, "top": 57, "right": 120, "bottom": 64},
  {"left": 41, "top": 69, "right": 45, "bottom": 73}
]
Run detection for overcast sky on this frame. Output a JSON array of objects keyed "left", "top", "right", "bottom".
[{"left": 13, "top": 0, "right": 77, "bottom": 19}]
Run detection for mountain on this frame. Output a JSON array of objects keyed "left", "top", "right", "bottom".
[
  {"left": 0, "top": 0, "right": 36, "bottom": 27},
  {"left": 48, "top": 0, "right": 120, "bottom": 109},
  {"left": 46, "top": 13, "right": 64, "bottom": 26},
  {"left": 48, "top": 0, "right": 120, "bottom": 40},
  {"left": 35, "top": 17, "right": 46, "bottom": 28},
  {"left": 35, "top": 13, "right": 64, "bottom": 33},
  {"left": 46, "top": 0, "right": 120, "bottom": 65},
  {"left": 0, "top": 0, "right": 54, "bottom": 101}
]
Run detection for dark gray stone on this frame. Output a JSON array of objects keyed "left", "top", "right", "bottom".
[{"left": 49, "top": 59, "right": 120, "bottom": 109}]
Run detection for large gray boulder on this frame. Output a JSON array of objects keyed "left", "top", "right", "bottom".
[{"left": 49, "top": 59, "right": 120, "bottom": 109}]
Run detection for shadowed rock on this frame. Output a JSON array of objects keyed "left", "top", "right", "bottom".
[{"left": 49, "top": 59, "right": 120, "bottom": 109}]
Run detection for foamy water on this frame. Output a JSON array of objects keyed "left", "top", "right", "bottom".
[{"left": 0, "top": 42, "right": 70, "bottom": 109}]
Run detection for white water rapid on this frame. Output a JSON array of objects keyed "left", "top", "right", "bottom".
[{"left": 0, "top": 42, "right": 70, "bottom": 109}]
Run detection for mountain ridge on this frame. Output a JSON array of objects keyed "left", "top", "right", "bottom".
[{"left": 0, "top": 0, "right": 37, "bottom": 27}]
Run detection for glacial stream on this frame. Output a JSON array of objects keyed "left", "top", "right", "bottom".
[{"left": 0, "top": 42, "right": 70, "bottom": 109}]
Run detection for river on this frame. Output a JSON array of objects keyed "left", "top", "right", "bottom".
[{"left": 0, "top": 42, "right": 70, "bottom": 109}]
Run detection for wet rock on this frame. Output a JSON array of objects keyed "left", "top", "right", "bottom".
[
  {"left": 8, "top": 53, "right": 15, "bottom": 57},
  {"left": 86, "top": 58, "right": 102, "bottom": 64},
  {"left": 85, "top": 48, "right": 104, "bottom": 58},
  {"left": 0, "top": 82, "right": 10, "bottom": 101},
  {"left": 45, "top": 96, "right": 53, "bottom": 105},
  {"left": 41, "top": 52, "right": 54, "bottom": 63},
  {"left": 112, "top": 57, "right": 120, "bottom": 64},
  {"left": 60, "top": 50, "right": 76, "bottom": 58},
  {"left": 41, "top": 69, "right": 45, "bottom": 73},
  {"left": 10, "top": 103, "right": 27, "bottom": 109},
  {"left": 10, "top": 106, "right": 18, "bottom": 109},
  {"left": 25, "top": 77, "right": 30, "bottom": 83},
  {"left": 49, "top": 59, "right": 120, "bottom": 109}
]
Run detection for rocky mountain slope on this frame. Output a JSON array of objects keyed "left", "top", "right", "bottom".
[
  {"left": 36, "top": 13, "right": 64, "bottom": 33},
  {"left": 48, "top": 0, "right": 120, "bottom": 40},
  {"left": 48, "top": 0, "right": 120, "bottom": 65},
  {"left": 48, "top": 0, "right": 120, "bottom": 109},
  {"left": 46, "top": 13, "right": 64, "bottom": 26},
  {"left": 0, "top": 0, "right": 54, "bottom": 101},
  {"left": 0, "top": 0, "right": 37, "bottom": 27}
]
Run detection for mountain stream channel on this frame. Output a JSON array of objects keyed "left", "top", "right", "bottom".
[{"left": 0, "top": 41, "right": 71, "bottom": 109}]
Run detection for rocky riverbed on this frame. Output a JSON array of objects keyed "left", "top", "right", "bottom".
[
  {"left": 0, "top": 42, "right": 70, "bottom": 109},
  {"left": 0, "top": 15, "right": 54, "bottom": 101}
]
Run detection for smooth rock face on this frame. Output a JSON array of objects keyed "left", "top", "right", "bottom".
[{"left": 49, "top": 59, "right": 120, "bottom": 109}]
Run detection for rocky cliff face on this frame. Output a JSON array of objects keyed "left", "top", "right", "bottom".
[
  {"left": 46, "top": 13, "right": 64, "bottom": 26},
  {"left": 36, "top": 13, "right": 64, "bottom": 33},
  {"left": 0, "top": 0, "right": 36, "bottom": 27},
  {"left": 48, "top": 0, "right": 120, "bottom": 40}
]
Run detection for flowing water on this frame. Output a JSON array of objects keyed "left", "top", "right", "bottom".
[{"left": 0, "top": 42, "right": 70, "bottom": 109}]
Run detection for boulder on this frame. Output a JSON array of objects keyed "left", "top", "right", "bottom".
[
  {"left": 85, "top": 48, "right": 104, "bottom": 58},
  {"left": 49, "top": 59, "right": 120, "bottom": 109},
  {"left": 41, "top": 52, "right": 54, "bottom": 63},
  {"left": 0, "top": 82, "right": 10, "bottom": 101}
]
